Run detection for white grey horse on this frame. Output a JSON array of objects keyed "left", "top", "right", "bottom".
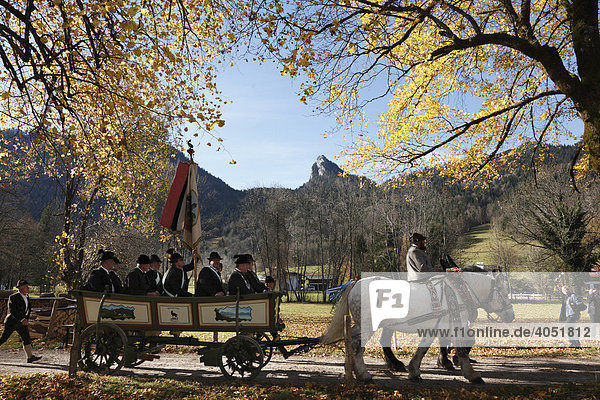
[{"left": 320, "top": 272, "right": 514, "bottom": 383}]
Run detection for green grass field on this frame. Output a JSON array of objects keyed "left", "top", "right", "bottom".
[{"left": 455, "top": 223, "right": 539, "bottom": 267}]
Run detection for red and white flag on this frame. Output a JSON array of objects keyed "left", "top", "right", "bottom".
[{"left": 160, "top": 162, "right": 202, "bottom": 252}]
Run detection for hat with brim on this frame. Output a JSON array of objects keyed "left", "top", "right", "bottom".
[
  {"left": 16, "top": 279, "right": 29, "bottom": 288},
  {"left": 150, "top": 254, "right": 162, "bottom": 263},
  {"left": 99, "top": 249, "right": 116, "bottom": 262},
  {"left": 208, "top": 251, "right": 223, "bottom": 261},
  {"left": 168, "top": 251, "right": 184, "bottom": 264},
  {"left": 234, "top": 254, "right": 254, "bottom": 264},
  {"left": 136, "top": 254, "right": 151, "bottom": 265},
  {"left": 410, "top": 233, "right": 427, "bottom": 243}
]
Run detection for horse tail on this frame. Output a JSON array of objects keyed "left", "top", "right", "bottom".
[{"left": 319, "top": 281, "right": 356, "bottom": 345}]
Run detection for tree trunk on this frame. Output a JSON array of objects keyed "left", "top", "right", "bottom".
[{"left": 583, "top": 117, "right": 600, "bottom": 173}]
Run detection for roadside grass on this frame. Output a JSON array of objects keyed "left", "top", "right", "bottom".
[
  {"left": 1, "top": 373, "right": 599, "bottom": 400},
  {"left": 0, "top": 334, "right": 22, "bottom": 350}
]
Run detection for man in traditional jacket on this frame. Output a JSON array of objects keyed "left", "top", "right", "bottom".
[
  {"left": 195, "top": 251, "right": 225, "bottom": 296},
  {"left": 228, "top": 254, "right": 257, "bottom": 295},
  {"left": 163, "top": 249, "right": 195, "bottom": 297},
  {"left": 124, "top": 255, "right": 159, "bottom": 296},
  {"left": 85, "top": 249, "right": 118, "bottom": 292},
  {"left": 147, "top": 254, "right": 164, "bottom": 295},
  {"left": 406, "top": 233, "right": 436, "bottom": 281},
  {"left": 109, "top": 257, "right": 124, "bottom": 294},
  {"left": 0, "top": 280, "right": 42, "bottom": 363},
  {"left": 247, "top": 256, "right": 268, "bottom": 293}
]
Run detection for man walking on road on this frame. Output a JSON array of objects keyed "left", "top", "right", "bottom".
[{"left": 0, "top": 280, "right": 42, "bottom": 363}]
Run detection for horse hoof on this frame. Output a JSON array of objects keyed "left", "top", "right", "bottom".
[
  {"left": 452, "top": 355, "right": 460, "bottom": 368},
  {"left": 389, "top": 362, "right": 407, "bottom": 373},
  {"left": 437, "top": 358, "right": 456, "bottom": 371},
  {"left": 409, "top": 376, "right": 423, "bottom": 383},
  {"left": 470, "top": 377, "right": 485, "bottom": 384}
]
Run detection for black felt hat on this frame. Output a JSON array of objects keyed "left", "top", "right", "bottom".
[
  {"left": 150, "top": 254, "right": 162, "bottom": 263},
  {"left": 16, "top": 279, "right": 29, "bottom": 288},
  {"left": 234, "top": 254, "right": 254, "bottom": 264},
  {"left": 136, "top": 254, "right": 151, "bottom": 265},
  {"left": 410, "top": 233, "right": 427, "bottom": 243},
  {"left": 167, "top": 248, "right": 183, "bottom": 264},
  {"left": 98, "top": 249, "right": 116, "bottom": 262},
  {"left": 208, "top": 251, "right": 223, "bottom": 261}
]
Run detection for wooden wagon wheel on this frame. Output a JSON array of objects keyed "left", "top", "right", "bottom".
[
  {"left": 218, "top": 335, "right": 264, "bottom": 379},
  {"left": 253, "top": 332, "right": 277, "bottom": 368},
  {"left": 78, "top": 323, "right": 127, "bottom": 375}
]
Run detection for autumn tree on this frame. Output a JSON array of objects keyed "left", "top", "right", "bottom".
[
  {"left": 0, "top": 191, "right": 37, "bottom": 288},
  {"left": 239, "top": 187, "right": 293, "bottom": 284},
  {"left": 0, "top": 0, "right": 236, "bottom": 289},
  {"left": 497, "top": 166, "right": 600, "bottom": 272},
  {"left": 236, "top": 0, "right": 600, "bottom": 181}
]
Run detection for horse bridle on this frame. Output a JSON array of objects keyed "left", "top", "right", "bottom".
[{"left": 463, "top": 272, "right": 512, "bottom": 322}]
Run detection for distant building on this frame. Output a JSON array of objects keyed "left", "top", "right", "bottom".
[{"left": 306, "top": 274, "right": 334, "bottom": 292}]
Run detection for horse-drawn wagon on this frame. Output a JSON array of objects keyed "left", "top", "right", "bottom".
[{"left": 70, "top": 290, "right": 319, "bottom": 379}]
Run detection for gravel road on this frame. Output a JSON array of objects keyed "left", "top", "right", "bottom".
[{"left": 2, "top": 348, "right": 600, "bottom": 387}]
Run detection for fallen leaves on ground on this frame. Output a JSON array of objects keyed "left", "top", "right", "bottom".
[{"left": 0, "top": 374, "right": 598, "bottom": 400}]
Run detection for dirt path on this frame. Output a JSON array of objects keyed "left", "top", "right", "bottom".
[{"left": 1, "top": 348, "right": 600, "bottom": 387}]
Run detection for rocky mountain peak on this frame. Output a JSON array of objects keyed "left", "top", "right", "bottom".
[{"left": 310, "top": 155, "right": 343, "bottom": 181}]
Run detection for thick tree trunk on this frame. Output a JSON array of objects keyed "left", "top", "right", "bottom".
[{"left": 583, "top": 116, "right": 600, "bottom": 173}]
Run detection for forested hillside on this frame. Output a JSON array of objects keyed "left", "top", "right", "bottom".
[{"left": 1, "top": 143, "right": 596, "bottom": 295}]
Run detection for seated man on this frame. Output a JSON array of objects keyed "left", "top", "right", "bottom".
[
  {"left": 124, "top": 255, "right": 159, "bottom": 296},
  {"left": 247, "top": 257, "right": 268, "bottom": 293},
  {"left": 195, "top": 251, "right": 225, "bottom": 296},
  {"left": 147, "top": 254, "right": 164, "bottom": 295},
  {"left": 228, "top": 254, "right": 256, "bottom": 295},
  {"left": 85, "top": 249, "right": 118, "bottom": 292},
  {"left": 109, "top": 257, "right": 124, "bottom": 294},
  {"left": 265, "top": 276, "right": 275, "bottom": 291},
  {"left": 163, "top": 249, "right": 194, "bottom": 297}
]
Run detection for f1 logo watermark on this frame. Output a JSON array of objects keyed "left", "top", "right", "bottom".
[{"left": 369, "top": 279, "right": 410, "bottom": 331}]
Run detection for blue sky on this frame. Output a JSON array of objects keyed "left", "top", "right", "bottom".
[
  {"left": 182, "top": 60, "right": 582, "bottom": 191},
  {"left": 184, "top": 61, "right": 353, "bottom": 190}
]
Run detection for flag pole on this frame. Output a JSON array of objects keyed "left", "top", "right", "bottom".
[{"left": 186, "top": 142, "right": 200, "bottom": 287}]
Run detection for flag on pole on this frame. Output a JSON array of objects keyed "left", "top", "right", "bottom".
[
  {"left": 160, "top": 162, "right": 202, "bottom": 251},
  {"left": 160, "top": 162, "right": 189, "bottom": 231},
  {"left": 182, "top": 163, "right": 202, "bottom": 251}
]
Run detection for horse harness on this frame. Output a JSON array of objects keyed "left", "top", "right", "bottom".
[{"left": 404, "top": 271, "right": 496, "bottom": 327}]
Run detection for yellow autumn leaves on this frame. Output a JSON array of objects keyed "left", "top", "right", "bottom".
[{"left": 234, "top": 0, "right": 586, "bottom": 185}]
